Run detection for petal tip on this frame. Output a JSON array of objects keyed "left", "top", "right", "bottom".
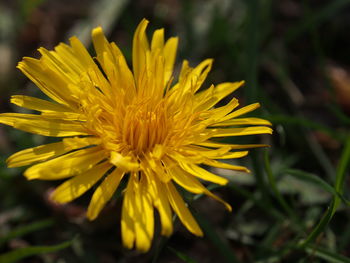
[{"left": 92, "top": 26, "right": 104, "bottom": 38}]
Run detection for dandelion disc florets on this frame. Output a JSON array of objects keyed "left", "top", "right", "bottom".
[{"left": 0, "top": 19, "right": 272, "bottom": 252}]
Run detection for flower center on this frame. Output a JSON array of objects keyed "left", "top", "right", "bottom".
[{"left": 122, "top": 101, "right": 170, "bottom": 155}]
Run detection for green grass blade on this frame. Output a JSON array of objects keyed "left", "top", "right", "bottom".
[
  {"left": 285, "top": 169, "right": 338, "bottom": 197},
  {"left": 0, "top": 238, "right": 74, "bottom": 263},
  {"left": 298, "top": 136, "right": 350, "bottom": 247},
  {"left": 298, "top": 203, "right": 334, "bottom": 248},
  {"left": 264, "top": 150, "right": 297, "bottom": 221},
  {"left": 0, "top": 218, "right": 54, "bottom": 247},
  {"left": 334, "top": 136, "right": 350, "bottom": 193},
  {"left": 287, "top": 169, "right": 350, "bottom": 205},
  {"left": 167, "top": 246, "right": 198, "bottom": 263},
  {"left": 304, "top": 244, "right": 350, "bottom": 263},
  {"left": 332, "top": 136, "right": 350, "bottom": 215}
]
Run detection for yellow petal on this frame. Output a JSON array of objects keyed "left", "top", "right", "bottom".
[
  {"left": 17, "top": 58, "right": 73, "bottom": 106},
  {"left": 143, "top": 154, "right": 172, "bottom": 182},
  {"left": 121, "top": 177, "right": 136, "bottom": 249},
  {"left": 92, "top": 27, "right": 126, "bottom": 67},
  {"left": 110, "top": 152, "right": 139, "bottom": 171},
  {"left": 166, "top": 181, "right": 203, "bottom": 236},
  {"left": 122, "top": 174, "right": 154, "bottom": 252},
  {"left": 200, "top": 98, "right": 239, "bottom": 122},
  {"left": 41, "top": 111, "right": 85, "bottom": 121},
  {"left": 7, "top": 137, "right": 100, "bottom": 168},
  {"left": 0, "top": 113, "right": 88, "bottom": 137},
  {"left": 213, "top": 81, "right": 244, "bottom": 101},
  {"left": 102, "top": 52, "right": 136, "bottom": 101},
  {"left": 165, "top": 160, "right": 203, "bottom": 194},
  {"left": 24, "top": 147, "right": 106, "bottom": 180},
  {"left": 135, "top": 175, "right": 154, "bottom": 252},
  {"left": 203, "top": 159, "right": 250, "bottom": 173},
  {"left": 132, "top": 19, "right": 149, "bottom": 83},
  {"left": 84, "top": 29, "right": 119, "bottom": 98},
  {"left": 11, "top": 95, "right": 72, "bottom": 113},
  {"left": 147, "top": 172, "right": 173, "bottom": 236},
  {"left": 51, "top": 162, "right": 112, "bottom": 204},
  {"left": 212, "top": 151, "right": 249, "bottom": 160},
  {"left": 179, "top": 162, "right": 228, "bottom": 185},
  {"left": 12, "top": 94, "right": 83, "bottom": 120},
  {"left": 182, "top": 59, "right": 213, "bottom": 94},
  {"left": 183, "top": 145, "right": 249, "bottom": 159},
  {"left": 178, "top": 59, "right": 190, "bottom": 81},
  {"left": 38, "top": 41, "right": 109, "bottom": 105},
  {"left": 211, "top": 126, "right": 273, "bottom": 137},
  {"left": 166, "top": 162, "right": 231, "bottom": 211},
  {"left": 212, "top": 117, "right": 272, "bottom": 127},
  {"left": 194, "top": 81, "right": 244, "bottom": 111},
  {"left": 195, "top": 140, "right": 269, "bottom": 149},
  {"left": 69, "top": 36, "right": 97, "bottom": 70},
  {"left": 38, "top": 47, "right": 81, "bottom": 85},
  {"left": 151, "top": 28, "right": 164, "bottom": 51},
  {"left": 221, "top": 103, "right": 261, "bottom": 121},
  {"left": 181, "top": 145, "right": 232, "bottom": 159},
  {"left": 92, "top": 27, "right": 108, "bottom": 58},
  {"left": 92, "top": 26, "right": 136, "bottom": 101},
  {"left": 163, "top": 37, "right": 178, "bottom": 84},
  {"left": 87, "top": 168, "right": 125, "bottom": 220}
]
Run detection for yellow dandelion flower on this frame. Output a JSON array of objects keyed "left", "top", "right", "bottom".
[{"left": 0, "top": 19, "right": 272, "bottom": 252}]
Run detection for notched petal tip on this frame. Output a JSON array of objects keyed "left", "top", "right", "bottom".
[
  {"left": 195, "top": 228, "right": 204, "bottom": 237},
  {"left": 139, "top": 18, "right": 149, "bottom": 26},
  {"left": 23, "top": 171, "right": 39, "bottom": 181},
  {"left": 86, "top": 211, "right": 98, "bottom": 221},
  {"left": 265, "top": 127, "right": 273, "bottom": 134},
  {"left": 136, "top": 242, "right": 152, "bottom": 253},
  {"left": 86, "top": 212, "right": 97, "bottom": 221},
  {"left": 6, "top": 154, "right": 23, "bottom": 168},
  {"left": 92, "top": 26, "right": 104, "bottom": 35},
  {"left": 68, "top": 35, "right": 80, "bottom": 43},
  {"left": 49, "top": 191, "right": 66, "bottom": 205},
  {"left": 264, "top": 120, "right": 273, "bottom": 126},
  {"left": 134, "top": 19, "right": 150, "bottom": 39},
  {"left": 16, "top": 57, "right": 38, "bottom": 69}
]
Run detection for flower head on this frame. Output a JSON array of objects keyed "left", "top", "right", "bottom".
[{"left": 0, "top": 19, "right": 272, "bottom": 252}]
